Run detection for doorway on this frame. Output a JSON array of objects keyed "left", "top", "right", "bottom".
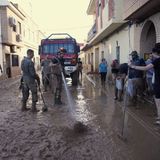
[
  {"left": 91, "top": 53, "right": 93, "bottom": 72},
  {"left": 140, "top": 21, "right": 156, "bottom": 58},
  {"left": 95, "top": 48, "right": 99, "bottom": 72},
  {"left": 5, "top": 54, "right": 11, "bottom": 78}
]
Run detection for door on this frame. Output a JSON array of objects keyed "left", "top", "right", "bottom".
[
  {"left": 116, "top": 46, "right": 120, "bottom": 63},
  {"left": 5, "top": 54, "right": 11, "bottom": 78}
]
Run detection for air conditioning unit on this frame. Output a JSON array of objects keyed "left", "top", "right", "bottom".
[
  {"left": 9, "top": 17, "right": 16, "bottom": 27},
  {"left": 16, "top": 34, "right": 22, "bottom": 42},
  {"left": 10, "top": 45, "right": 17, "bottom": 53}
]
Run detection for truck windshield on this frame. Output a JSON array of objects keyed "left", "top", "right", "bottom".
[{"left": 42, "top": 43, "right": 74, "bottom": 54}]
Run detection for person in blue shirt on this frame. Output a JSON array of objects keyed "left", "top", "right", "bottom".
[{"left": 99, "top": 58, "right": 107, "bottom": 86}]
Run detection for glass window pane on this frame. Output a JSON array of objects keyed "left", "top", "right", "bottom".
[
  {"left": 59, "top": 44, "right": 63, "bottom": 49},
  {"left": 43, "top": 45, "right": 49, "bottom": 54},
  {"left": 54, "top": 44, "right": 59, "bottom": 53},
  {"left": 12, "top": 55, "right": 19, "bottom": 66},
  {"left": 64, "top": 44, "right": 68, "bottom": 52},
  {"left": 50, "top": 45, "right": 54, "bottom": 54},
  {"left": 68, "top": 44, "right": 74, "bottom": 53}
]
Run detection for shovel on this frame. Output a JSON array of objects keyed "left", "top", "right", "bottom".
[{"left": 38, "top": 86, "right": 48, "bottom": 112}]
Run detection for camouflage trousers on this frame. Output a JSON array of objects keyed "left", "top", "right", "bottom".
[{"left": 22, "top": 80, "right": 38, "bottom": 103}]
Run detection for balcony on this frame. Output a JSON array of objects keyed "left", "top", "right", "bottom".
[
  {"left": 123, "top": 0, "right": 160, "bottom": 21},
  {"left": 87, "top": 0, "right": 125, "bottom": 45},
  {"left": 87, "top": 23, "right": 97, "bottom": 42},
  {"left": 89, "top": 19, "right": 125, "bottom": 45}
]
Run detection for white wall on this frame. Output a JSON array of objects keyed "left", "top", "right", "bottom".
[{"left": 104, "top": 25, "right": 134, "bottom": 65}]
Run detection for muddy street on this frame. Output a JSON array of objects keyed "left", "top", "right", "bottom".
[{"left": 0, "top": 74, "right": 160, "bottom": 160}]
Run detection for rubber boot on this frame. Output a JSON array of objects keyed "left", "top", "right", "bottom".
[
  {"left": 21, "top": 101, "right": 29, "bottom": 111},
  {"left": 42, "top": 105, "right": 48, "bottom": 112},
  {"left": 54, "top": 90, "right": 62, "bottom": 105},
  {"left": 31, "top": 102, "right": 39, "bottom": 112}
]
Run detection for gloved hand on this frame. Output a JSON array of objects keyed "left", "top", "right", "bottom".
[{"left": 35, "top": 74, "right": 40, "bottom": 86}]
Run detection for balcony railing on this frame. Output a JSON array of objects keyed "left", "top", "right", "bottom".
[{"left": 87, "top": 23, "right": 97, "bottom": 42}]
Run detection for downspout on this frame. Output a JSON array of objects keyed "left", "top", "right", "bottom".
[{"left": 0, "top": 11, "right": 3, "bottom": 74}]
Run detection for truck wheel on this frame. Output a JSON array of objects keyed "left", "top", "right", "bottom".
[{"left": 72, "top": 71, "right": 78, "bottom": 86}]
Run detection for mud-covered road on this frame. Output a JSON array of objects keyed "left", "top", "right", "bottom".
[{"left": 0, "top": 74, "right": 160, "bottom": 160}]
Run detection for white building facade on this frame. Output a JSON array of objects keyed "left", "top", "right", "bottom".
[
  {"left": 83, "top": 0, "right": 160, "bottom": 75},
  {"left": 0, "top": 0, "right": 45, "bottom": 79}
]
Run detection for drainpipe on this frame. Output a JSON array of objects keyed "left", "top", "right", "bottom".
[{"left": 0, "top": 11, "right": 3, "bottom": 73}]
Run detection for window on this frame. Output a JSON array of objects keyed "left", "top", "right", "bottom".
[
  {"left": 68, "top": 44, "right": 74, "bottom": 53},
  {"left": 12, "top": 55, "right": 19, "bottom": 66},
  {"left": 116, "top": 46, "right": 120, "bottom": 63},
  {"left": 98, "top": 0, "right": 101, "bottom": 16},
  {"left": 53, "top": 44, "right": 59, "bottom": 53},
  {"left": 13, "top": 25, "right": 16, "bottom": 32},
  {"left": 18, "top": 22, "right": 21, "bottom": 34},
  {"left": 108, "top": 0, "right": 114, "bottom": 20},
  {"left": 42, "top": 43, "right": 75, "bottom": 54},
  {"left": 43, "top": 45, "right": 49, "bottom": 54}
]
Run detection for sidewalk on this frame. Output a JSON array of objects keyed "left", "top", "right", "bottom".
[
  {"left": 85, "top": 72, "right": 160, "bottom": 159},
  {"left": 86, "top": 73, "right": 160, "bottom": 135}
]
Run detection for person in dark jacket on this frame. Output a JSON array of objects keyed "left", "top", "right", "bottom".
[
  {"left": 115, "top": 63, "right": 128, "bottom": 101},
  {"left": 111, "top": 59, "right": 120, "bottom": 82},
  {"left": 99, "top": 58, "right": 107, "bottom": 86},
  {"left": 49, "top": 48, "right": 66, "bottom": 105},
  {"left": 21, "top": 49, "right": 40, "bottom": 112},
  {"left": 127, "top": 51, "right": 145, "bottom": 104}
]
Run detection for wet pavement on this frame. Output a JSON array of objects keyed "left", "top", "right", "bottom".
[{"left": 0, "top": 73, "right": 160, "bottom": 160}]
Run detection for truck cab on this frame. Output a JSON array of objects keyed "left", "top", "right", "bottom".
[{"left": 39, "top": 33, "right": 80, "bottom": 85}]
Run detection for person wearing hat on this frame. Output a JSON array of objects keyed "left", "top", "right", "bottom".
[
  {"left": 57, "top": 48, "right": 65, "bottom": 74},
  {"left": 127, "top": 51, "right": 146, "bottom": 106},
  {"left": 49, "top": 48, "right": 66, "bottom": 105},
  {"left": 129, "top": 43, "right": 160, "bottom": 125}
]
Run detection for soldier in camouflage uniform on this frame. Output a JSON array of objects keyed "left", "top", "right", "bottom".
[
  {"left": 21, "top": 49, "right": 40, "bottom": 112},
  {"left": 49, "top": 48, "right": 65, "bottom": 104},
  {"left": 41, "top": 55, "right": 51, "bottom": 92}
]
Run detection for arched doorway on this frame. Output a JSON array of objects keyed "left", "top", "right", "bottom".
[{"left": 140, "top": 21, "right": 156, "bottom": 59}]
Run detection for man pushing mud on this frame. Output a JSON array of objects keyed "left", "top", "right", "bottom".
[{"left": 21, "top": 49, "right": 40, "bottom": 112}]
